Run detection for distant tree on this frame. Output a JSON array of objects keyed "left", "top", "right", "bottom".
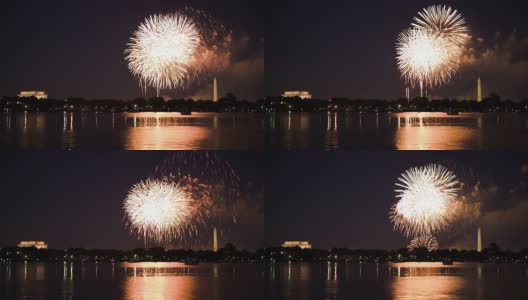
[
  {"left": 148, "top": 247, "right": 165, "bottom": 259},
  {"left": 222, "top": 243, "right": 237, "bottom": 253},
  {"left": 224, "top": 93, "right": 237, "bottom": 102},
  {"left": 489, "top": 242, "right": 501, "bottom": 253}
]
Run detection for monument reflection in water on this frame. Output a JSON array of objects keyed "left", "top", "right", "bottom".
[{"left": 1, "top": 262, "right": 527, "bottom": 299}]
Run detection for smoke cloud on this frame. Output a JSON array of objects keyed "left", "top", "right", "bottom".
[
  {"left": 445, "top": 166, "right": 528, "bottom": 251},
  {"left": 185, "top": 32, "right": 264, "bottom": 101},
  {"left": 437, "top": 32, "right": 528, "bottom": 100}
]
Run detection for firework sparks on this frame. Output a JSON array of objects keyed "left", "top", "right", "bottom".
[
  {"left": 125, "top": 8, "right": 231, "bottom": 97},
  {"left": 154, "top": 152, "right": 240, "bottom": 238},
  {"left": 413, "top": 5, "right": 468, "bottom": 48},
  {"left": 408, "top": 235, "right": 440, "bottom": 252},
  {"left": 396, "top": 5, "right": 468, "bottom": 97},
  {"left": 125, "top": 13, "right": 200, "bottom": 96},
  {"left": 123, "top": 178, "right": 195, "bottom": 245},
  {"left": 123, "top": 152, "right": 240, "bottom": 248},
  {"left": 390, "top": 164, "right": 459, "bottom": 237},
  {"left": 396, "top": 28, "right": 456, "bottom": 95}
]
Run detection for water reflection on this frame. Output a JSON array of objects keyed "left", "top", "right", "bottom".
[
  {"left": 1, "top": 111, "right": 528, "bottom": 150},
  {"left": 392, "top": 112, "right": 482, "bottom": 150},
  {"left": 1, "top": 262, "right": 528, "bottom": 299},
  {"left": 391, "top": 275, "right": 464, "bottom": 299},
  {"left": 389, "top": 262, "right": 467, "bottom": 300},
  {"left": 123, "top": 263, "right": 197, "bottom": 300},
  {"left": 124, "top": 126, "right": 211, "bottom": 150},
  {"left": 394, "top": 126, "right": 479, "bottom": 150}
]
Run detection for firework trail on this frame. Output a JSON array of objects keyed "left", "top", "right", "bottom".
[
  {"left": 125, "top": 8, "right": 231, "bottom": 97},
  {"left": 390, "top": 164, "right": 459, "bottom": 237},
  {"left": 396, "top": 5, "right": 468, "bottom": 97},
  {"left": 408, "top": 235, "right": 439, "bottom": 252},
  {"left": 123, "top": 178, "right": 195, "bottom": 245}
]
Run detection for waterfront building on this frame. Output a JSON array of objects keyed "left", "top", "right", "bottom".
[
  {"left": 18, "top": 91, "right": 48, "bottom": 99},
  {"left": 281, "top": 91, "right": 312, "bottom": 99},
  {"left": 281, "top": 241, "right": 312, "bottom": 249},
  {"left": 17, "top": 241, "right": 48, "bottom": 249}
]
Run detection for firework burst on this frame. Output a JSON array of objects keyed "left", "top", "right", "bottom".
[
  {"left": 396, "top": 28, "right": 457, "bottom": 94},
  {"left": 123, "top": 152, "right": 240, "bottom": 248},
  {"left": 125, "top": 14, "right": 200, "bottom": 96},
  {"left": 390, "top": 164, "right": 459, "bottom": 237},
  {"left": 413, "top": 5, "right": 468, "bottom": 48},
  {"left": 408, "top": 235, "right": 439, "bottom": 252},
  {"left": 123, "top": 178, "right": 195, "bottom": 245},
  {"left": 125, "top": 8, "right": 231, "bottom": 97},
  {"left": 396, "top": 5, "right": 468, "bottom": 96}
]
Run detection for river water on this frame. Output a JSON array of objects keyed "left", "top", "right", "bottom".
[
  {"left": 1, "top": 112, "right": 528, "bottom": 150},
  {"left": 1, "top": 262, "right": 527, "bottom": 299}
]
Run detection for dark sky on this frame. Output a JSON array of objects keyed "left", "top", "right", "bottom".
[
  {"left": 0, "top": 151, "right": 266, "bottom": 250},
  {"left": 266, "top": 0, "right": 528, "bottom": 100},
  {"left": 0, "top": 0, "right": 263, "bottom": 100},
  {"left": 265, "top": 151, "right": 528, "bottom": 251}
]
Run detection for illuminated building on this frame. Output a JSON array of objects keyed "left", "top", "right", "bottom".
[
  {"left": 18, "top": 91, "right": 48, "bottom": 99},
  {"left": 17, "top": 241, "right": 48, "bottom": 249},
  {"left": 281, "top": 241, "right": 312, "bottom": 249},
  {"left": 281, "top": 91, "right": 312, "bottom": 99}
]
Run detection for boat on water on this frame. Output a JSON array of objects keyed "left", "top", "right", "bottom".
[
  {"left": 446, "top": 110, "right": 459, "bottom": 115},
  {"left": 442, "top": 258, "right": 454, "bottom": 265}
]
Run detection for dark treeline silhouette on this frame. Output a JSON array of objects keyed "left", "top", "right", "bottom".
[
  {"left": 0, "top": 92, "right": 253, "bottom": 113},
  {"left": 260, "top": 242, "right": 527, "bottom": 263},
  {"left": 2, "top": 93, "right": 528, "bottom": 113},
  {"left": 261, "top": 93, "right": 528, "bottom": 113},
  {"left": 2, "top": 242, "right": 527, "bottom": 263},
  {"left": 0, "top": 243, "right": 253, "bottom": 263}
]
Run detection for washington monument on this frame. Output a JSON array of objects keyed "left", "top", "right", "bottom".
[
  {"left": 213, "top": 77, "right": 218, "bottom": 102},
  {"left": 477, "top": 77, "right": 482, "bottom": 102},
  {"left": 477, "top": 226, "right": 482, "bottom": 252},
  {"left": 213, "top": 226, "right": 218, "bottom": 252}
]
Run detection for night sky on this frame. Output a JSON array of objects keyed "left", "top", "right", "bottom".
[
  {"left": 2, "top": 151, "right": 528, "bottom": 251},
  {"left": 266, "top": 0, "right": 528, "bottom": 100},
  {"left": 0, "top": 0, "right": 263, "bottom": 100},
  {"left": 265, "top": 151, "right": 528, "bottom": 251},
  {"left": 0, "top": 152, "right": 266, "bottom": 250}
]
